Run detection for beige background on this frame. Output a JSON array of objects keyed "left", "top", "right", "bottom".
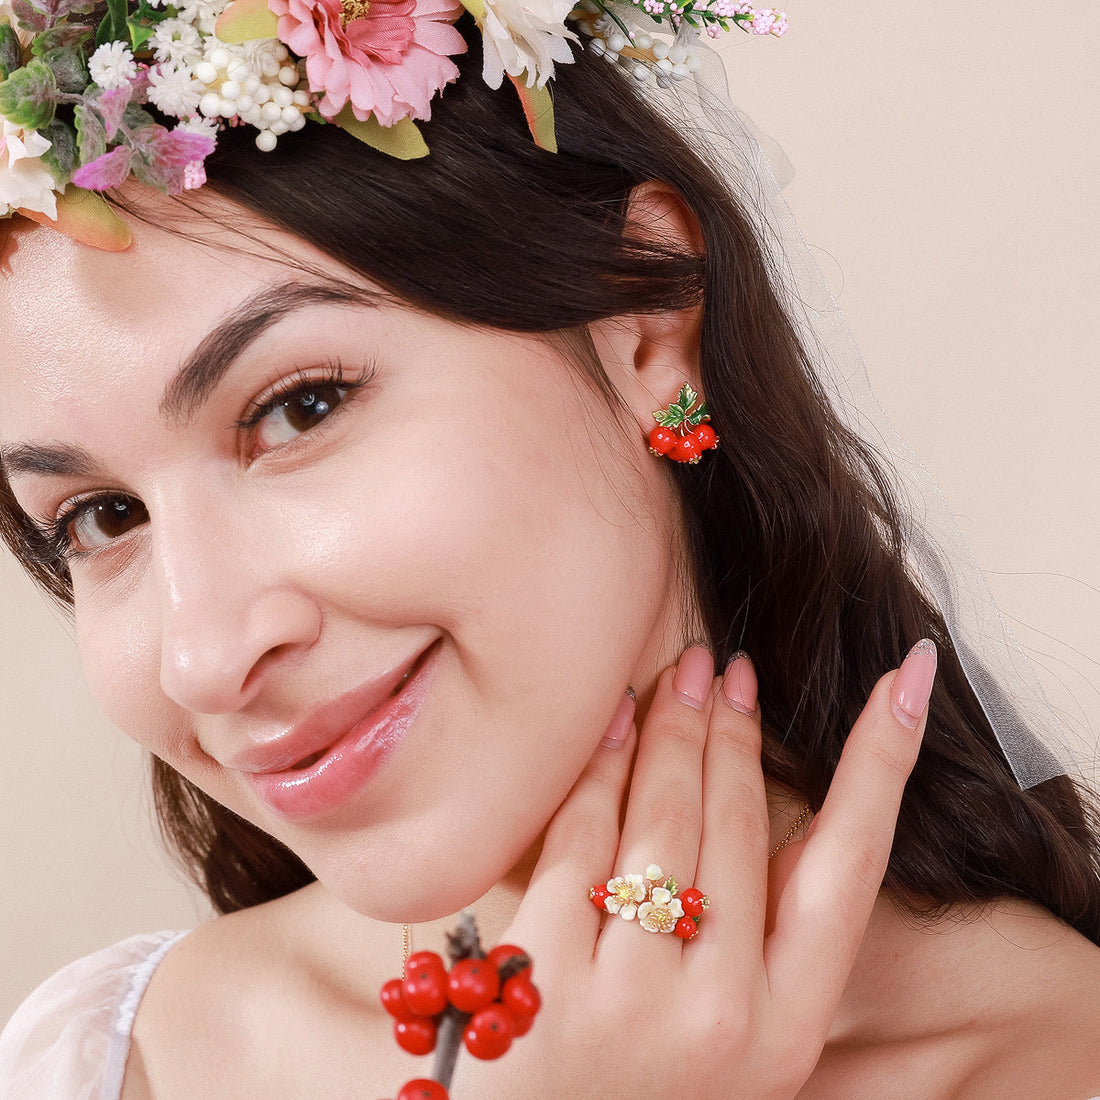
[{"left": 2, "top": 3, "right": 1098, "bottom": 1021}]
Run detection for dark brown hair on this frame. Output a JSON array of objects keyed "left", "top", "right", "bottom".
[{"left": 4, "top": 27, "right": 1099, "bottom": 937}]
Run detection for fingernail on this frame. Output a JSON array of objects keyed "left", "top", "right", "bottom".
[
  {"left": 673, "top": 646, "right": 714, "bottom": 709},
  {"left": 722, "top": 651, "right": 758, "bottom": 714},
  {"left": 600, "top": 687, "right": 636, "bottom": 748},
  {"left": 891, "top": 639, "right": 937, "bottom": 729}
]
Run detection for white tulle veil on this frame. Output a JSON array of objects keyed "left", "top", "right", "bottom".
[{"left": 617, "top": 21, "right": 1078, "bottom": 787}]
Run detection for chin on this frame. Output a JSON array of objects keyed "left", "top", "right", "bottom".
[{"left": 308, "top": 828, "right": 522, "bottom": 925}]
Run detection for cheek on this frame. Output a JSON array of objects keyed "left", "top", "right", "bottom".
[{"left": 76, "top": 583, "right": 191, "bottom": 761}]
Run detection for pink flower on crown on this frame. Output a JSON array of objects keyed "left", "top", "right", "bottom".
[{"left": 269, "top": 0, "right": 467, "bottom": 128}]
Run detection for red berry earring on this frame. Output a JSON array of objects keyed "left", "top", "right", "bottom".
[{"left": 647, "top": 383, "right": 719, "bottom": 464}]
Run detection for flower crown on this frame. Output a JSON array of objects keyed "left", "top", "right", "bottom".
[{"left": 0, "top": 0, "right": 786, "bottom": 249}]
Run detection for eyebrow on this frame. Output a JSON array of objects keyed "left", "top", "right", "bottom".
[
  {"left": 159, "top": 279, "right": 381, "bottom": 423},
  {"left": 0, "top": 279, "right": 382, "bottom": 483},
  {"left": 0, "top": 441, "right": 98, "bottom": 479}
]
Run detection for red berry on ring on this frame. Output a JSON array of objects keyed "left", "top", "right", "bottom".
[
  {"left": 693, "top": 423, "right": 718, "bottom": 451},
  {"left": 501, "top": 974, "right": 542, "bottom": 1019},
  {"left": 447, "top": 958, "right": 501, "bottom": 1014},
  {"left": 648, "top": 425, "right": 676, "bottom": 455},
  {"left": 396, "top": 1080, "right": 449, "bottom": 1100},
  {"left": 463, "top": 1003, "right": 515, "bottom": 1060},
  {"left": 394, "top": 1017, "right": 438, "bottom": 1056},
  {"left": 589, "top": 883, "right": 610, "bottom": 910},
  {"left": 674, "top": 915, "right": 700, "bottom": 940},
  {"left": 380, "top": 977, "right": 416, "bottom": 1021},
  {"left": 511, "top": 1010, "right": 536, "bottom": 1038},
  {"left": 680, "top": 887, "right": 708, "bottom": 918}
]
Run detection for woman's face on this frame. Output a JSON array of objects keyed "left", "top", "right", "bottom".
[{"left": 0, "top": 200, "right": 695, "bottom": 920}]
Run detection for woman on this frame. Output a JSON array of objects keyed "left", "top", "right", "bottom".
[{"left": 1, "top": 0, "right": 1099, "bottom": 1094}]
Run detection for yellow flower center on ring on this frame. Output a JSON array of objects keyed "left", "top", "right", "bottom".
[
  {"left": 650, "top": 908, "right": 676, "bottom": 931},
  {"left": 340, "top": 0, "right": 370, "bottom": 26}
]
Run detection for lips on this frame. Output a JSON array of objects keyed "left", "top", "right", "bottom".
[{"left": 241, "top": 641, "right": 439, "bottom": 820}]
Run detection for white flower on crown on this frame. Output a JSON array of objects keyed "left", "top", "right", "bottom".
[
  {"left": 88, "top": 41, "right": 139, "bottom": 89},
  {"left": 151, "top": 18, "right": 205, "bottom": 67},
  {"left": 148, "top": 62, "right": 205, "bottom": 116},
  {"left": 479, "top": 0, "right": 577, "bottom": 90},
  {"left": 0, "top": 118, "right": 58, "bottom": 220}
]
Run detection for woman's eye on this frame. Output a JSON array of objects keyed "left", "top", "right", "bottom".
[
  {"left": 250, "top": 381, "right": 351, "bottom": 452},
  {"left": 61, "top": 496, "right": 149, "bottom": 555}
]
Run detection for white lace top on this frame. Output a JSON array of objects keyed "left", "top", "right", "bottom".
[{"left": 0, "top": 931, "right": 188, "bottom": 1100}]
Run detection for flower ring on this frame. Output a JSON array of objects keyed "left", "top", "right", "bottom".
[{"left": 589, "top": 863, "right": 710, "bottom": 940}]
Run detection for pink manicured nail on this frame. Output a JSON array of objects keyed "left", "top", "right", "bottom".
[
  {"left": 600, "top": 688, "right": 636, "bottom": 749},
  {"left": 891, "top": 639, "right": 938, "bottom": 729},
  {"left": 722, "top": 652, "right": 758, "bottom": 714},
  {"left": 673, "top": 646, "right": 714, "bottom": 709}
]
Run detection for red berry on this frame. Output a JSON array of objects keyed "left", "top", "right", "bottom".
[
  {"left": 394, "top": 1017, "right": 437, "bottom": 1056},
  {"left": 406, "top": 950, "right": 446, "bottom": 969},
  {"left": 674, "top": 915, "right": 699, "bottom": 940},
  {"left": 648, "top": 426, "right": 676, "bottom": 455},
  {"left": 486, "top": 944, "right": 530, "bottom": 978},
  {"left": 680, "top": 887, "right": 707, "bottom": 918},
  {"left": 589, "top": 884, "right": 610, "bottom": 911},
  {"left": 669, "top": 435, "right": 700, "bottom": 463},
  {"left": 511, "top": 1010, "right": 535, "bottom": 1038},
  {"left": 463, "top": 1004, "right": 514, "bottom": 1060},
  {"left": 447, "top": 958, "right": 501, "bottom": 1014},
  {"left": 693, "top": 423, "right": 717, "bottom": 451},
  {"left": 501, "top": 975, "right": 541, "bottom": 1019},
  {"left": 380, "top": 978, "right": 415, "bottom": 1021},
  {"left": 396, "top": 1080, "right": 449, "bottom": 1100},
  {"left": 402, "top": 953, "right": 448, "bottom": 1017}
]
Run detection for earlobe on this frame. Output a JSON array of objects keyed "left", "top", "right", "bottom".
[{"left": 588, "top": 180, "right": 706, "bottom": 434}]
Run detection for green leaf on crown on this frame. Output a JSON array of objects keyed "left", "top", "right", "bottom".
[
  {"left": 41, "top": 42, "right": 90, "bottom": 93},
  {"left": 128, "top": 0, "right": 172, "bottom": 52},
  {"left": 95, "top": 0, "right": 129, "bottom": 48},
  {"left": 74, "top": 101, "right": 108, "bottom": 162},
  {"left": 39, "top": 117, "right": 78, "bottom": 185},
  {"left": 334, "top": 108, "right": 429, "bottom": 160},
  {"left": 507, "top": 75, "right": 556, "bottom": 154},
  {"left": 214, "top": 0, "right": 279, "bottom": 44},
  {"left": 30, "top": 23, "right": 91, "bottom": 55},
  {"left": 0, "top": 25, "right": 21, "bottom": 81},
  {"left": 0, "top": 57, "right": 59, "bottom": 130}
]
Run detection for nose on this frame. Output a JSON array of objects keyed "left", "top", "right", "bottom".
[{"left": 152, "top": 500, "right": 323, "bottom": 715}]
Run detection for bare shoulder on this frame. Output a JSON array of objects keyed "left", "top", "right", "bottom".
[
  {"left": 125, "top": 884, "right": 409, "bottom": 1099},
  {"left": 961, "top": 901, "right": 1100, "bottom": 1094},
  {"left": 809, "top": 897, "right": 1100, "bottom": 1099}
]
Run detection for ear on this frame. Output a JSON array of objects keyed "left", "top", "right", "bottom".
[{"left": 588, "top": 181, "right": 705, "bottom": 433}]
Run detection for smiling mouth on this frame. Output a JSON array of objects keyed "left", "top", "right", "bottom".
[{"left": 284, "top": 648, "right": 429, "bottom": 772}]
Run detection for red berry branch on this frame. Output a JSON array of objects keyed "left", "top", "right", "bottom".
[
  {"left": 380, "top": 913, "right": 542, "bottom": 1100},
  {"left": 648, "top": 383, "right": 719, "bottom": 464}
]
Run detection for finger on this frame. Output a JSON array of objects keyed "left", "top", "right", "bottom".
[
  {"left": 600, "top": 647, "right": 713, "bottom": 963},
  {"left": 768, "top": 640, "right": 936, "bottom": 1022},
  {"left": 690, "top": 653, "right": 769, "bottom": 978},
  {"left": 507, "top": 691, "right": 638, "bottom": 959}
]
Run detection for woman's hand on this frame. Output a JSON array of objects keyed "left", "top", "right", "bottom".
[{"left": 450, "top": 641, "right": 937, "bottom": 1099}]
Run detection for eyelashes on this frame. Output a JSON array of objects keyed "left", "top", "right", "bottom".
[
  {"left": 234, "top": 360, "right": 376, "bottom": 437},
  {"left": 34, "top": 359, "right": 377, "bottom": 565}
]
